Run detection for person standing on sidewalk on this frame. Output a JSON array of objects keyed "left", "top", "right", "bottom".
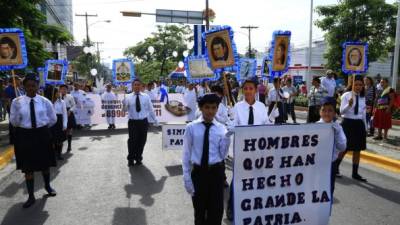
[
  {"left": 364, "top": 77, "right": 376, "bottom": 136},
  {"left": 336, "top": 75, "right": 368, "bottom": 182},
  {"left": 123, "top": 79, "right": 158, "bottom": 167},
  {"left": 59, "top": 84, "right": 76, "bottom": 152},
  {"left": 321, "top": 70, "right": 337, "bottom": 97},
  {"left": 373, "top": 78, "right": 395, "bottom": 141},
  {"left": 307, "top": 77, "right": 328, "bottom": 123},
  {"left": 10, "top": 73, "right": 58, "bottom": 208},
  {"left": 182, "top": 93, "right": 231, "bottom": 225},
  {"left": 283, "top": 78, "right": 298, "bottom": 123}
]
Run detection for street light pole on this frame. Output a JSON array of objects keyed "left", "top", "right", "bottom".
[
  {"left": 205, "top": 0, "right": 210, "bottom": 31},
  {"left": 392, "top": 0, "right": 400, "bottom": 90},
  {"left": 306, "top": 0, "right": 314, "bottom": 91},
  {"left": 241, "top": 26, "right": 259, "bottom": 58},
  {"left": 75, "top": 12, "right": 98, "bottom": 46}
]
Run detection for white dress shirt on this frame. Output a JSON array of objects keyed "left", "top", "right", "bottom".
[
  {"left": 340, "top": 91, "right": 367, "bottom": 124},
  {"left": 233, "top": 100, "right": 272, "bottom": 126},
  {"left": 318, "top": 119, "right": 347, "bottom": 161},
  {"left": 54, "top": 99, "right": 68, "bottom": 130},
  {"left": 10, "top": 95, "right": 57, "bottom": 129},
  {"left": 62, "top": 94, "right": 76, "bottom": 111},
  {"left": 321, "top": 77, "right": 337, "bottom": 97},
  {"left": 182, "top": 117, "right": 230, "bottom": 182},
  {"left": 267, "top": 88, "right": 284, "bottom": 104},
  {"left": 123, "top": 92, "right": 157, "bottom": 120}
]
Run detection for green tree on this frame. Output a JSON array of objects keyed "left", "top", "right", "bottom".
[
  {"left": 0, "top": 0, "right": 73, "bottom": 70},
  {"left": 315, "top": 0, "right": 397, "bottom": 73},
  {"left": 124, "top": 25, "right": 191, "bottom": 82}
]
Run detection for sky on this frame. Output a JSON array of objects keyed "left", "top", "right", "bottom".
[{"left": 72, "top": 0, "right": 397, "bottom": 66}]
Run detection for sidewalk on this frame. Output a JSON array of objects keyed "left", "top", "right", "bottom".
[{"left": 295, "top": 110, "right": 400, "bottom": 161}]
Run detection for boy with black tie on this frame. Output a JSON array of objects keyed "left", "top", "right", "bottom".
[{"left": 182, "top": 93, "right": 231, "bottom": 225}]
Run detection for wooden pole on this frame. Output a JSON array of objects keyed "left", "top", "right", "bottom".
[{"left": 10, "top": 70, "right": 19, "bottom": 97}]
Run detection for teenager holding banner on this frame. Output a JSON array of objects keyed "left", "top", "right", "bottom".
[
  {"left": 318, "top": 97, "right": 347, "bottom": 195},
  {"left": 123, "top": 79, "right": 158, "bottom": 167},
  {"left": 182, "top": 93, "right": 231, "bottom": 225},
  {"left": 226, "top": 78, "right": 273, "bottom": 221},
  {"left": 336, "top": 75, "right": 368, "bottom": 182},
  {"left": 10, "top": 73, "right": 58, "bottom": 208},
  {"left": 102, "top": 83, "right": 117, "bottom": 129}
]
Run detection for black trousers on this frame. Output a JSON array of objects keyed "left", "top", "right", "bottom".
[
  {"left": 191, "top": 163, "right": 225, "bottom": 225},
  {"left": 331, "top": 160, "right": 338, "bottom": 196},
  {"left": 127, "top": 119, "right": 148, "bottom": 162},
  {"left": 285, "top": 102, "right": 296, "bottom": 122},
  {"left": 307, "top": 105, "right": 321, "bottom": 123}
]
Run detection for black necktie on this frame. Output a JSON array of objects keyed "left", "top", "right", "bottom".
[
  {"left": 201, "top": 122, "right": 212, "bottom": 168},
  {"left": 248, "top": 106, "right": 254, "bottom": 125},
  {"left": 30, "top": 99, "right": 37, "bottom": 128},
  {"left": 354, "top": 95, "right": 359, "bottom": 115},
  {"left": 136, "top": 93, "right": 141, "bottom": 112}
]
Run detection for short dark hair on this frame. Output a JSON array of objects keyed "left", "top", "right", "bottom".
[
  {"left": 22, "top": 73, "right": 39, "bottom": 86},
  {"left": 132, "top": 78, "right": 142, "bottom": 84},
  {"left": 312, "top": 77, "right": 321, "bottom": 84},
  {"left": 211, "top": 36, "right": 229, "bottom": 61},
  {"left": 211, "top": 85, "right": 224, "bottom": 96},
  {"left": 44, "top": 85, "right": 58, "bottom": 101},
  {"left": 320, "top": 97, "right": 336, "bottom": 109},
  {"left": 273, "top": 77, "right": 280, "bottom": 84},
  {"left": 0, "top": 37, "right": 17, "bottom": 59},
  {"left": 241, "top": 78, "right": 258, "bottom": 88},
  {"left": 198, "top": 93, "right": 221, "bottom": 108},
  {"left": 59, "top": 84, "right": 68, "bottom": 89}
]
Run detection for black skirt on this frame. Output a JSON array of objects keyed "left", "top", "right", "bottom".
[
  {"left": 341, "top": 118, "right": 366, "bottom": 151},
  {"left": 51, "top": 114, "right": 67, "bottom": 143},
  {"left": 67, "top": 108, "right": 76, "bottom": 129},
  {"left": 14, "top": 126, "right": 56, "bottom": 172}
]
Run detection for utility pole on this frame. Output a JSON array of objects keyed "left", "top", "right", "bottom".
[
  {"left": 306, "top": 0, "right": 314, "bottom": 91},
  {"left": 205, "top": 0, "right": 210, "bottom": 31},
  {"left": 392, "top": 0, "right": 400, "bottom": 90},
  {"left": 241, "top": 26, "right": 259, "bottom": 58},
  {"left": 75, "top": 12, "right": 98, "bottom": 46},
  {"left": 93, "top": 41, "right": 104, "bottom": 63}
]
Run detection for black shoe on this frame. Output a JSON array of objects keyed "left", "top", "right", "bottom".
[
  {"left": 112, "top": 125, "right": 116, "bottom": 129},
  {"left": 373, "top": 136, "right": 383, "bottom": 140},
  {"left": 128, "top": 161, "right": 134, "bottom": 167},
  {"left": 108, "top": 125, "right": 112, "bottom": 129},
  {"left": 45, "top": 187, "right": 57, "bottom": 196},
  {"left": 67, "top": 147, "right": 71, "bottom": 152},
  {"left": 57, "top": 156, "right": 64, "bottom": 160},
  {"left": 22, "top": 197, "right": 36, "bottom": 208},
  {"left": 352, "top": 174, "right": 367, "bottom": 182},
  {"left": 335, "top": 170, "right": 342, "bottom": 178},
  {"left": 135, "top": 160, "right": 143, "bottom": 166}
]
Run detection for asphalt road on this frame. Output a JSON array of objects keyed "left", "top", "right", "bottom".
[{"left": 0, "top": 124, "right": 399, "bottom": 225}]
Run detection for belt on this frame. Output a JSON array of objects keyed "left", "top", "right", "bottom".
[{"left": 193, "top": 161, "right": 224, "bottom": 170}]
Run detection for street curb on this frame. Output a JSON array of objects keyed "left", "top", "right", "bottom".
[
  {"left": 345, "top": 151, "right": 400, "bottom": 173},
  {"left": 0, "top": 146, "right": 14, "bottom": 170}
]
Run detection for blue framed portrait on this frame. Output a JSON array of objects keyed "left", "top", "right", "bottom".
[
  {"left": 342, "top": 42, "right": 368, "bottom": 75},
  {"left": 112, "top": 59, "right": 135, "bottom": 85},
  {"left": 237, "top": 58, "right": 257, "bottom": 81},
  {"left": 261, "top": 56, "right": 272, "bottom": 78},
  {"left": 44, "top": 59, "right": 68, "bottom": 85},
  {"left": 269, "top": 30, "right": 291, "bottom": 77},
  {"left": 0, "top": 28, "right": 28, "bottom": 71},
  {"left": 184, "top": 55, "right": 219, "bottom": 83},
  {"left": 203, "top": 26, "right": 239, "bottom": 73}
]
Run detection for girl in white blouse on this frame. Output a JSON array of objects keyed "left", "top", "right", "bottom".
[
  {"left": 10, "top": 73, "right": 58, "bottom": 208},
  {"left": 336, "top": 75, "right": 367, "bottom": 182}
]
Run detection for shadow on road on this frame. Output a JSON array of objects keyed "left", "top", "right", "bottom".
[
  {"left": 0, "top": 197, "right": 49, "bottom": 225},
  {"left": 124, "top": 165, "right": 167, "bottom": 207},
  {"left": 112, "top": 207, "right": 147, "bottom": 225},
  {"left": 336, "top": 176, "right": 400, "bottom": 205},
  {"left": 164, "top": 165, "right": 182, "bottom": 177}
]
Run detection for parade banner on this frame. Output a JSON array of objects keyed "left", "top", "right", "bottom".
[
  {"left": 204, "top": 26, "right": 239, "bottom": 73},
  {"left": 162, "top": 124, "right": 186, "bottom": 150},
  {"left": 112, "top": 59, "right": 135, "bottom": 85},
  {"left": 44, "top": 59, "right": 68, "bottom": 85},
  {"left": 184, "top": 55, "right": 218, "bottom": 83},
  {"left": 233, "top": 124, "right": 333, "bottom": 225},
  {"left": 342, "top": 42, "right": 368, "bottom": 75},
  {"left": 269, "top": 31, "right": 291, "bottom": 77},
  {"left": 238, "top": 58, "right": 257, "bottom": 81},
  {"left": 76, "top": 93, "right": 189, "bottom": 125}
]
